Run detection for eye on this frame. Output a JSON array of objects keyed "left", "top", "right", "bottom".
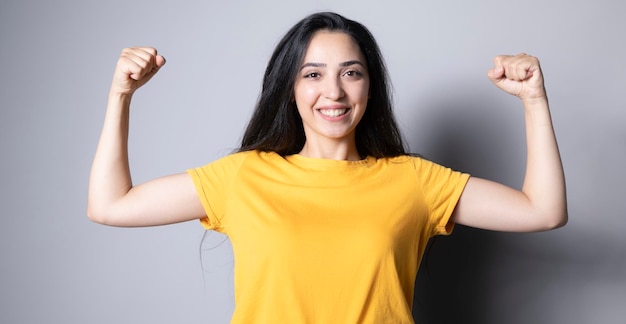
[
  {"left": 303, "top": 72, "right": 320, "bottom": 79},
  {"left": 344, "top": 70, "right": 363, "bottom": 78}
]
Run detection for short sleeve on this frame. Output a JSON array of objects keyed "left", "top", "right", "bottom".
[
  {"left": 186, "top": 152, "right": 248, "bottom": 233},
  {"left": 413, "top": 158, "right": 470, "bottom": 237}
]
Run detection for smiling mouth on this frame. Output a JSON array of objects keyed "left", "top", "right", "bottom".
[{"left": 319, "top": 108, "right": 349, "bottom": 117}]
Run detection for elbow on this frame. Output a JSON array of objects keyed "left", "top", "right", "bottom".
[
  {"left": 87, "top": 201, "right": 140, "bottom": 227},
  {"left": 553, "top": 206, "right": 569, "bottom": 229},
  {"left": 87, "top": 191, "right": 110, "bottom": 224},
  {"left": 87, "top": 206, "right": 108, "bottom": 225},
  {"left": 554, "top": 211, "right": 569, "bottom": 229},
  {"left": 539, "top": 209, "right": 568, "bottom": 231},
  {"left": 87, "top": 203, "right": 118, "bottom": 226}
]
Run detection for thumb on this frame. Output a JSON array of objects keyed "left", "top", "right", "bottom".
[
  {"left": 487, "top": 65, "right": 504, "bottom": 82},
  {"left": 134, "top": 54, "right": 166, "bottom": 87},
  {"left": 155, "top": 54, "right": 166, "bottom": 68}
]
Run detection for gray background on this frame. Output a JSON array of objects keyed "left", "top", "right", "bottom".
[{"left": 1, "top": 0, "right": 624, "bottom": 323}]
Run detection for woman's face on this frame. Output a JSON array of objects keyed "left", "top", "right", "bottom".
[{"left": 293, "top": 31, "right": 370, "bottom": 150}]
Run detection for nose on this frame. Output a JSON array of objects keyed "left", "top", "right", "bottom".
[{"left": 323, "top": 76, "right": 345, "bottom": 100}]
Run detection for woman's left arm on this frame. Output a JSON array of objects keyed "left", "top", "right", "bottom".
[{"left": 452, "top": 54, "right": 568, "bottom": 232}]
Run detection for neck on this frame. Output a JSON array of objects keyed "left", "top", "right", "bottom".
[{"left": 298, "top": 140, "right": 362, "bottom": 161}]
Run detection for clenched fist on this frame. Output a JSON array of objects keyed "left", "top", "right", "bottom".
[
  {"left": 111, "top": 47, "right": 166, "bottom": 96},
  {"left": 487, "top": 53, "right": 546, "bottom": 102}
]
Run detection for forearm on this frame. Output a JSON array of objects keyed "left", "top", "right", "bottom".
[
  {"left": 87, "top": 92, "right": 134, "bottom": 223},
  {"left": 86, "top": 48, "right": 201, "bottom": 227},
  {"left": 453, "top": 54, "right": 567, "bottom": 232},
  {"left": 520, "top": 97, "right": 567, "bottom": 227}
]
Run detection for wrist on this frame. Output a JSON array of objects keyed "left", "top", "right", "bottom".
[
  {"left": 521, "top": 95, "right": 549, "bottom": 109},
  {"left": 522, "top": 96, "right": 554, "bottom": 127},
  {"left": 108, "top": 90, "right": 133, "bottom": 105},
  {"left": 105, "top": 89, "right": 134, "bottom": 116}
]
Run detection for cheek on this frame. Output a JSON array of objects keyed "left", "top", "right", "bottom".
[
  {"left": 348, "top": 77, "right": 369, "bottom": 98},
  {"left": 353, "top": 84, "right": 370, "bottom": 104},
  {"left": 295, "top": 85, "right": 318, "bottom": 103}
]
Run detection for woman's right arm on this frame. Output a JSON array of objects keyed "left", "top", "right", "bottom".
[{"left": 87, "top": 47, "right": 205, "bottom": 227}]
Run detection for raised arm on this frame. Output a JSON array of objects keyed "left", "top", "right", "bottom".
[
  {"left": 452, "top": 54, "right": 567, "bottom": 232},
  {"left": 87, "top": 47, "right": 205, "bottom": 227}
]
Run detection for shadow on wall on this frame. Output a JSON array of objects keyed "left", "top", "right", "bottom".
[
  {"left": 408, "top": 86, "right": 524, "bottom": 323},
  {"left": 413, "top": 227, "right": 500, "bottom": 324}
]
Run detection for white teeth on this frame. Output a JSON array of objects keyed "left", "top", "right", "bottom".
[{"left": 319, "top": 109, "right": 348, "bottom": 117}]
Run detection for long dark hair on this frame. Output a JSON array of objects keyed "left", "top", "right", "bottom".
[{"left": 238, "top": 12, "right": 407, "bottom": 158}]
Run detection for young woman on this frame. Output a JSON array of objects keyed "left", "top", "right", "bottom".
[{"left": 88, "top": 12, "right": 567, "bottom": 323}]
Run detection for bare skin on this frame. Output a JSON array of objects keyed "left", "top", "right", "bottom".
[
  {"left": 293, "top": 31, "right": 370, "bottom": 161},
  {"left": 88, "top": 41, "right": 567, "bottom": 231},
  {"left": 452, "top": 54, "right": 567, "bottom": 231},
  {"left": 87, "top": 47, "right": 204, "bottom": 227}
]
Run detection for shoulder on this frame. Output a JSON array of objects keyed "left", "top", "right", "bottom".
[
  {"left": 198, "top": 150, "right": 291, "bottom": 175},
  {"left": 380, "top": 155, "right": 469, "bottom": 182},
  {"left": 190, "top": 150, "right": 256, "bottom": 176},
  {"left": 210, "top": 149, "right": 276, "bottom": 165},
  {"left": 378, "top": 154, "right": 426, "bottom": 169}
]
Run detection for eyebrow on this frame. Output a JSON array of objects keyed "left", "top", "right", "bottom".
[{"left": 299, "top": 60, "right": 366, "bottom": 70}]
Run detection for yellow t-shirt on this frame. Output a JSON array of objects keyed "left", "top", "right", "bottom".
[{"left": 188, "top": 150, "right": 469, "bottom": 323}]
